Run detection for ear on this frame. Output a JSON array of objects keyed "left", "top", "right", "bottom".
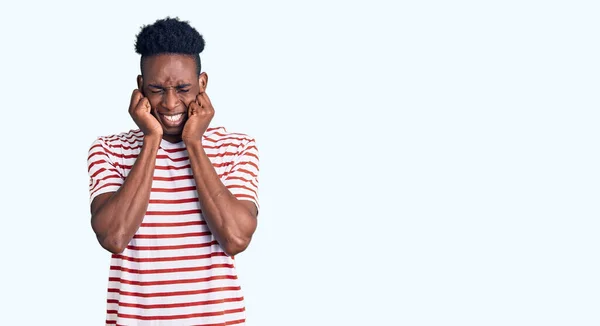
[
  {"left": 199, "top": 72, "right": 208, "bottom": 92},
  {"left": 137, "top": 75, "right": 143, "bottom": 91}
]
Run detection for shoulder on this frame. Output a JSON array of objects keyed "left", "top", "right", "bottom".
[
  {"left": 93, "top": 129, "right": 144, "bottom": 148},
  {"left": 203, "top": 126, "right": 256, "bottom": 148}
]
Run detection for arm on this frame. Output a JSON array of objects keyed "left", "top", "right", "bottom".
[
  {"left": 186, "top": 140, "right": 258, "bottom": 256},
  {"left": 90, "top": 135, "right": 161, "bottom": 254},
  {"left": 182, "top": 92, "right": 259, "bottom": 256},
  {"left": 88, "top": 89, "right": 164, "bottom": 254}
]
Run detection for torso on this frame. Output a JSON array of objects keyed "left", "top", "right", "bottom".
[{"left": 101, "top": 127, "right": 252, "bottom": 325}]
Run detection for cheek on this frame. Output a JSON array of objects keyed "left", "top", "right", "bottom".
[
  {"left": 148, "top": 99, "right": 160, "bottom": 111},
  {"left": 181, "top": 94, "right": 196, "bottom": 107},
  {"left": 145, "top": 98, "right": 161, "bottom": 115}
]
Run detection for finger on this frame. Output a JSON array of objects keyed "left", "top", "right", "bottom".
[
  {"left": 188, "top": 100, "right": 200, "bottom": 116},
  {"left": 196, "top": 94, "right": 203, "bottom": 108},
  {"left": 129, "top": 89, "right": 143, "bottom": 112},
  {"left": 200, "top": 92, "right": 212, "bottom": 107},
  {"left": 135, "top": 97, "right": 151, "bottom": 114},
  {"left": 197, "top": 92, "right": 213, "bottom": 110},
  {"left": 199, "top": 93, "right": 214, "bottom": 115}
]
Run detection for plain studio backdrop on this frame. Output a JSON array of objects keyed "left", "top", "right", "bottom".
[{"left": 0, "top": 1, "right": 598, "bottom": 325}]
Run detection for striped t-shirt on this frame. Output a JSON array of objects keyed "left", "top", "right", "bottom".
[{"left": 87, "top": 127, "right": 259, "bottom": 326}]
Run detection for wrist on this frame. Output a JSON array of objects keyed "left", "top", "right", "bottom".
[
  {"left": 184, "top": 138, "right": 205, "bottom": 155},
  {"left": 183, "top": 137, "right": 203, "bottom": 147},
  {"left": 143, "top": 135, "right": 162, "bottom": 149}
]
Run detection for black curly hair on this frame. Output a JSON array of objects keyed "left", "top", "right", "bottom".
[{"left": 135, "top": 17, "right": 205, "bottom": 76}]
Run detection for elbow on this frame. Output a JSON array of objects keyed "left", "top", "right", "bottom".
[
  {"left": 96, "top": 233, "right": 128, "bottom": 254},
  {"left": 222, "top": 237, "right": 251, "bottom": 257},
  {"left": 103, "top": 238, "right": 128, "bottom": 255},
  {"left": 92, "top": 219, "right": 128, "bottom": 254}
]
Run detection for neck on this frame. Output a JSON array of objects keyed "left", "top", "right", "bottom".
[{"left": 162, "top": 134, "right": 183, "bottom": 143}]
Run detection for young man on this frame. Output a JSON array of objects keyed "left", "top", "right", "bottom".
[{"left": 87, "top": 17, "right": 259, "bottom": 325}]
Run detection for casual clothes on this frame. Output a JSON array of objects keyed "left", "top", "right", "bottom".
[{"left": 87, "top": 127, "right": 259, "bottom": 326}]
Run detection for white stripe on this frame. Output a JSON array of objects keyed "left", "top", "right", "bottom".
[
  {"left": 126, "top": 234, "right": 216, "bottom": 248},
  {"left": 107, "top": 288, "right": 244, "bottom": 307},
  {"left": 109, "top": 265, "right": 237, "bottom": 282},
  {"left": 112, "top": 253, "right": 232, "bottom": 270},
  {"left": 109, "top": 276, "right": 240, "bottom": 294}
]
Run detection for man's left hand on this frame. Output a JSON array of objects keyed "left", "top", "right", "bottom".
[{"left": 182, "top": 92, "right": 215, "bottom": 144}]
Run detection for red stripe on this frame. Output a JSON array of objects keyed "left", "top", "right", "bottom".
[
  {"left": 145, "top": 209, "right": 201, "bottom": 216},
  {"left": 89, "top": 143, "right": 103, "bottom": 152},
  {"left": 108, "top": 286, "right": 242, "bottom": 298},
  {"left": 233, "top": 194, "right": 256, "bottom": 201},
  {"left": 114, "top": 309, "right": 245, "bottom": 322},
  {"left": 204, "top": 133, "right": 250, "bottom": 143},
  {"left": 151, "top": 186, "right": 196, "bottom": 193},
  {"left": 90, "top": 175, "right": 122, "bottom": 192},
  {"left": 108, "top": 143, "right": 147, "bottom": 151},
  {"left": 113, "top": 251, "right": 227, "bottom": 263},
  {"left": 106, "top": 139, "right": 248, "bottom": 152},
  {"left": 90, "top": 167, "right": 121, "bottom": 179},
  {"left": 88, "top": 159, "right": 111, "bottom": 170},
  {"left": 133, "top": 231, "right": 211, "bottom": 239},
  {"left": 227, "top": 184, "right": 257, "bottom": 194},
  {"left": 240, "top": 145, "right": 259, "bottom": 157},
  {"left": 115, "top": 162, "right": 192, "bottom": 171},
  {"left": 91, "top": 182, "right": 122, "bottom": 197},
  {"left": 199, "top": 318, "right": 246, "bottom": 326},
  {"left": 233, "top": 168, "right": 258, "bottom": 179},
  {"left": 109, "top": 274, "right": 236, "bottom": 287},
  {"left": 242, "top": 151, "right": 259, "bottom": 161},
  {"left": 225, "top": 176, "right": 258, "bottom": 188},
  {"left": 153, "top": 175, "right": 194, "bottom": 181},
  {"left": 127, "top": 240, "right": 219, "bottom": 251},
  {"left": 149, "top": 197, "right": 198, "bottom": 204},
  {"left": 103, "top": 149, "right": 241, "bottom": 161},
  {"left": 107, "top": 296, "right": 243, "bottom": 309},
  {"left": 210, "top": 161, "right": 232, "bottom": 168},
  {"left": 115, "top": 308, "right": 244, "bottom": 321},
  {"left": 110, "top": 263, "right": 234, "bottom": 274},
  {"left": 209, "top": 131, "right": 252, "bottom": 141},
  {"left": 231, "top": 160, "right": 259, "bottom": 172},
  {"left": 104, "top": 131, "right": 143, "bottom": 141},
  {"left": 104, "top": 135, "right": 143, "bottom": 145},
  {"left": 140, "top": 220, "right": 204, "bottom": 227},
  {"left": 87, "top": 150, "right": 109, "bottom": 161},
  {"left": 210, "top": 151, "right": 246, "bottom": 158},
  {"left": 241, "top": 144, "right": 258, "bottom": 152}
]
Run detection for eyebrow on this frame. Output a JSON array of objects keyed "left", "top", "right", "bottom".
[{"left": 148, "top": 83, "right": 192, "bottom": 90}]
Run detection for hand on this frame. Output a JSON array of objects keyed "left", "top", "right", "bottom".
[
  {"left": 129, "top": 89, "right": 163, "bottom": 138},
  {"left": 182, "top": 92, "right": 215, "bottom": 144}
]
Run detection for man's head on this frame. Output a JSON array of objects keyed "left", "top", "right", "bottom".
[{"left": 134, "top": 17, "right": 208, "bottom": 141}]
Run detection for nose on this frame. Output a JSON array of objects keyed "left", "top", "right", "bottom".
[{"left": 161, "top": 89, "right": 180, "bottom": 111}]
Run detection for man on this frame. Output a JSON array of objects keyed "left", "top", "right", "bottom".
[{"left": 87, "top": 17, "right": 259, "bottom": 325}]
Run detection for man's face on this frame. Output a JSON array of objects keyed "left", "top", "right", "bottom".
[{"left": 138, "top": 54, "right": 206, "bottom": 141}]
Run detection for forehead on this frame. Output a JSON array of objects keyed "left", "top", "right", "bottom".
[{"left": 143, "top": 54, "right": 197, "bottom": 83}]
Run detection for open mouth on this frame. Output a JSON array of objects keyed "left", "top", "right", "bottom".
[{"left": 159, "top": 112, "right": 186, "bottom": 127}]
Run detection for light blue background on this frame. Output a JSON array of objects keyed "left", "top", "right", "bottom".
[{"left": 0, "top": 1, "right": 598, "bottom": 325}]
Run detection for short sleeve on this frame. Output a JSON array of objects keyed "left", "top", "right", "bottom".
[
  {"left": 223, "top": 138, "right": 260, "bottom": 211},
  {"left": 87, "top": 138, "right": 124, "bottom": 204}
]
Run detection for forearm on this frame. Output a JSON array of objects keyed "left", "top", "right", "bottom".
[
  {"left": 186, "top": 140, "right": 257, "bottom": 256},
  {"left": 91, "top": 136, "right": 161, "bottom": 253}
]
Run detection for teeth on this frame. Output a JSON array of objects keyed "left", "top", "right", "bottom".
[{"left": 164, "top": 114, "right": 183, "bottom": 122}]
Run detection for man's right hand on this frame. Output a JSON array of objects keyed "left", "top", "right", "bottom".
[{"left": 129, "top": 89, "right": 163, "bottom": 137}]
